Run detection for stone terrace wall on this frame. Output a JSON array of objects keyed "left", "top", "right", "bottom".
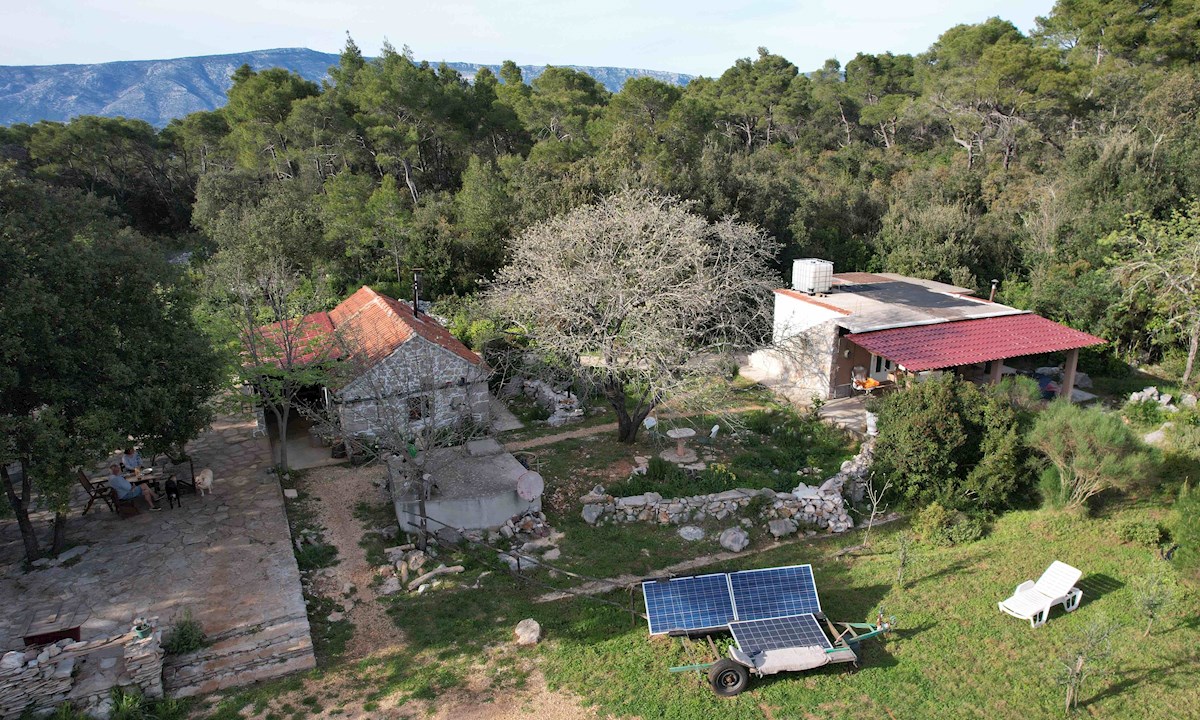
[
  {"left": 579, "top": 438, "right": 877, "bottom": 539},
  {"left": 580, "top": 486, "right": 853, "bottom": 537},
  {"left": 0, "top": 622, "right": 164, "bottom": 719}
]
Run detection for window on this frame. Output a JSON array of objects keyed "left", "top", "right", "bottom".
[{"left": 407, "top": 395, "right": 429, "bottom": 421}]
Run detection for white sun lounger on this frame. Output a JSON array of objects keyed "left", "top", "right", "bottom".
[{"left": 998, "top": 561, "right": 1083, "bottom": 628}]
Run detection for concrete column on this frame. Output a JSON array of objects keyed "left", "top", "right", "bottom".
[
  {"left": 1059, "top": 348, "right": 1079, "bottom": 401},
  {"left": 988, "top": 359, "right": 1004, "bottom": 385}
]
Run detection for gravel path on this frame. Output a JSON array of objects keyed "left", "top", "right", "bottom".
[{"left": 303, "top": 465, "right": 398, "bottom": 659}]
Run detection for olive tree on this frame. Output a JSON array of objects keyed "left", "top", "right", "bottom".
[{"left": 488, "top": 190, "right": 778, "bottom": 442}]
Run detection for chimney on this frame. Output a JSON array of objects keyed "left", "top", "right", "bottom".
[
  {"left": 989, "top": 279, "right": 999, "bottom": 302},
  {"left": 412, "top": 268, "right": 423, "bottom": 317}
]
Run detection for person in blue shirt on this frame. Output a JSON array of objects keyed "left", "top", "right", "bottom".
[
  {"left": 121, "top": 447, "right": 143, "bottom": 472},
  {"left": 107, "top": 464, "right": 160, "bottom": 510}
]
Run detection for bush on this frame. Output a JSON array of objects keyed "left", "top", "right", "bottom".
[
  {"left": 911, "top": 502, "right": 986, "bottom": 547},
  {"left": 1030, "top": 403, "right": 1155, "bottom": 511},
  {"left": 162, "top": 609, "right": 207, "bottom": 655},
  {"left": 872, "top": 376, "right": 1027, "bottom": 511},
  {"left": 1123, "top": 399, "right": 1166, "bottom": 427},
  {"left": 1116, "top": 519, "right": 1165, "bottom": 548}
]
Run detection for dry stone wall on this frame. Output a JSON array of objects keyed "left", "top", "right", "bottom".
[
  {"left": 579, "top": 438, "right": 876, "bottom": 540},
  {"left": 0, "top": 620, "right": 164, "bottom": 719}
]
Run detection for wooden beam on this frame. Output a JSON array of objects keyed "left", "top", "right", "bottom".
[{"left": 1060, "top": 348, "right": 1079, "bottom": 401}]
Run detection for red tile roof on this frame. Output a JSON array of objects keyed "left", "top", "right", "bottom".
[
  {"left": 255, "top": 286, "right": 481, "bottom": 370},
  {"left": 846, "top": 314, "right": 1105, "bottom": 372}
]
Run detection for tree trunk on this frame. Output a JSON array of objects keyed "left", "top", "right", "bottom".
[
  {"left": 1, "top": 463, "right": 41, "bottom": 562},
  {"left": 51, "top": 512, "right": 68, "bottom": 556},
  {"left": 1183, "top": 318, "right": 1199, "bottom": 385},
  {"left": 273, "top": 403, "right": 291, "bottom": 474}
]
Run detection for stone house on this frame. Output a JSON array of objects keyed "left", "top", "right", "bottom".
[
  {"left": 748, "top": 259, "right": 1105, "bottom": 401},
  {"left": 263, "top": 286, "right": 490, "bottom": 443}
]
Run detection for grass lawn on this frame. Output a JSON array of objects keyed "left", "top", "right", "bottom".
[{"left": 374, "top": 504, "right": 1199, "bottom": 720}]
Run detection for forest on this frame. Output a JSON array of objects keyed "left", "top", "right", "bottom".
[{"left": 2, "top": 0, "right": 1200, "bottom": 380}]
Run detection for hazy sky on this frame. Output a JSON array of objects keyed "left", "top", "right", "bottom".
[{"left": 1, "top": 0, "right": 1056, "bottom": 75}]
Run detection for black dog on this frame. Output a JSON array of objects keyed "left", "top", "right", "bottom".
[{"left": 164, "top": 478, "right": 181, "bottom": 509}]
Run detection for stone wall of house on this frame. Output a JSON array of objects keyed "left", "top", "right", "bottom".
[
  {"left": 336, "top": 336, "right": 490, "bottom": 440},
  {"left": 0, "top": 621, "right": 164, "bottom": 719},
  {"left": 578, "top": 438, "right": 876, "bottom": 538}
]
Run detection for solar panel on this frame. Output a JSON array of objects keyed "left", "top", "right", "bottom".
[
  {"left": 729, "top": 613, "right": 832, "bottom": 653},
  {"left": 729, "top": 565, "right": 821, "bottom": 621},
  {"left": 642, "top": 573, "right": 736, "bottom": 635}
]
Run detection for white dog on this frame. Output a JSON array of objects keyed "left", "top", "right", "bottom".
[{"left": 195, "top": 468, "right": 214, "bottom": 496}]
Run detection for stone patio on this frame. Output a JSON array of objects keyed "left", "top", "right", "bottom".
[{"left": 0, "top": 410, "right": 314, "bottom": 697}]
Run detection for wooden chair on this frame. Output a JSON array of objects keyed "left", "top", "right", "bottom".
[
  {"left": 111, "top": 489, "right": 140, "bottom": 518},
  {"left": 78, "top": 470, "right": 114, "bottom": 515}
]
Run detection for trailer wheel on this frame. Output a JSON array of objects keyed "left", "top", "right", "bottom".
[{"left": 708, "top": 659, "right": 750, "bottom": 697}]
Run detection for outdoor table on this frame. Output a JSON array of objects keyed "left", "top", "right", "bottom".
[
  {"left": 666, "top": 427, "right": 697, "bottom": 459},
  {"left": 125, "top": 469, "right": 163, "bottom": 494}
]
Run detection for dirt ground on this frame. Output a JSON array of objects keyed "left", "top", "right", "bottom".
[{"left": 220, "top": 464, "right": 605, "bottom": 720}]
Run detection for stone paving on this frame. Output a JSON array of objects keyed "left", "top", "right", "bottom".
[{"left": 0, "top": 410, "right": 314, "bottom": 696}]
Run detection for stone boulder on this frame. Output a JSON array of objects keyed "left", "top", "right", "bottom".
[
  {"left": 719, "top": 527, "right": 750, "bottom": 552},
  {"left": 514, "top": 618, "right": 542, "bottom": 645},
  {"left": 582, "top": 504, "right": 604, "bottom": 525},
  {"left": 677, "top": 526, "right": 705, "bottom": 542},
  {"left": 768, "top": 518, "right": 798, "bottom": 538}
]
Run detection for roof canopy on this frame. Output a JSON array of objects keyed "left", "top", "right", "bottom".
[{"left": 846, "top": 314, "right": 1105, "bottom": 372}]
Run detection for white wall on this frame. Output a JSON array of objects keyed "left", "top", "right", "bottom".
[{"left": 749, "top": 292, "right": 842, "bottom": 400}]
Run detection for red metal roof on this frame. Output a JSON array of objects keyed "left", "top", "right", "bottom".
[
  {"left": 845, "top": 314, "right": 1105, "bottom": 371},
  {"left": 254, "top": 286, "right": 481, "bottom": 370}
]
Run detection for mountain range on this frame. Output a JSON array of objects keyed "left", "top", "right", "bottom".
[{"left": 0, "top": 47, "right": 694, "bottom": 127}]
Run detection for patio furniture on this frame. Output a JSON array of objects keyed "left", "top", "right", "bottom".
[
  {"left": 112, "top": 489, "right": 141, "bottom": 518},
  {"left": 998, "top": 561, "right": 1083, "bottom": 628},
  {"left": 666, "top": 427, "right": 697, "bottom": 459},
  {"left": 643, "top": 416, "right": 666, "bottom": 448},
  {"left": 697, "top": 424, "right": 720, "bottom": 446},
  {"left": 78, "top": 470, "right": 114, "bottom": 515}
]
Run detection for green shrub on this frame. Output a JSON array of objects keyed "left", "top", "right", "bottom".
[
  {"left": 911, "top": 502, "right": 986, "bottom": 547},
  {"left": 873, "top": 376, "right": 1027, "bottom": 511},
  {"left": 1116, "top": 519, "right": 1165, "bottom": 548},
  {"left": 1123, "top": 399, "right": 1166, "bottom": 427},
  {"left": 1030, "top": 402, "right": 1155, "bottom": 511},
  {"left": 162, "top": 609, "right": 208, "bottom": 655}
]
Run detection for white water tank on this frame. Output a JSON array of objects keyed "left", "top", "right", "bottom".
[{"left": 792, "top": 259, "right": 834, "bottom": 294}]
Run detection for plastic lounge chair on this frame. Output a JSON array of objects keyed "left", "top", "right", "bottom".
[{"left": 998, "top": 561, "right": 1083, "bottom": 628}]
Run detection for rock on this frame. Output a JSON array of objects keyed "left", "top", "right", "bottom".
[
  {"left": 1158, "top": 393, "right": 1174, "bottom": 407},
  {"left": 793, "top": 484, "right": 821, "bottom": 499},
  {"left": 1183, "top": 394, "right": 1198, "bottom": 409},
  {"left": 327, "top": 611, "right": 344, "bottom": 622},
  {"left": 53, "top": 545, "right": 89, "bottom": 564},
  {"left": 1143, "top": 422, "right": 1174, "bottom": 446},
  {"left": 643, "top": 492, "right": 662, "bottom": 504},
  {"left": 0, "top": 652, "right": 22, "bottom": 670},
  {"left": 31, "top": 558, "right": 51, "bottom": 568},
  {"left": 818, "top": 475, "right": 844, "bottom": 495},
  {"left": 1074, "top": 371, "right": 1093, "bottom": 389},
  {"left": 379, "top": 577, "right": 402, "bottom": 596},
  {"left": 591, "top": 484, "right": 606, "bottom": 495},
  {"left": 499, "top": 524, "right": 515, "bottom": 539},
  {"left": 497, "top": 553, "right": 521, "bottom": 572},
  {"left": 542, "top": 548, "right": 561, "bottom": 561},
  {"left": 1036, "top": 366, "right": 1062, "bottom": 378},
  {"left": 435, "top": 526, "right": 464, "bottom": 545},
  {"left": 342, "top": 582, "right": 354, "bottom": 596},
  {"left": 582, "top": 504, "right": 604, "bottom": 525},
  {"left": 677, "top": 526, "right": 705, "bottom": 541},
  {"left": 617, "top": 494, "right": 646, "bottom": 507},
  {"left": 405, "top": 550, "right": 428, "bottom": 571},
  {"left": 719, "top": 527, "right": 750, "bottom": 552},
  {"left": 283, "top": 488, "right": 298, "bottom": 499},
  {"left": 514, "top": 618, "right": 542, "bottom": 645},
  {"left": 768, "top": 518, "right": 798, "bottom": 538}
]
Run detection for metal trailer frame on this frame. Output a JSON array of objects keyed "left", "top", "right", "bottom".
[{"left": 667, "top": 612, "right": 894, "bottom": 697}]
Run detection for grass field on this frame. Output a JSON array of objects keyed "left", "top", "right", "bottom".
[{"left": 378, "top": 504, "right": 1198, "bottom": 720}]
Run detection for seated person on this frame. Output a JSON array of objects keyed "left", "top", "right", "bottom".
[
  {"left": 121, "top": 446, "right": 143, "bottom": 472},
  {"left": 107, "top": 463, "right": 160, "bottom": 510}
]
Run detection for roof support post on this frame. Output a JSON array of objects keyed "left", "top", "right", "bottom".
[
  {"left": 988, "top": 359, "right": 1004, "bottom": 385},
  {"left": 1059, "top": 348, "right": 1079, "bottom": 401}
]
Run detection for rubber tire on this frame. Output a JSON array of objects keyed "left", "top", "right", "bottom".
[{"left": 708, "top": 659, "right": 750, "bottom": 697}]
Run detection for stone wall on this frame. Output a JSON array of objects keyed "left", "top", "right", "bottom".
[
  {"left": 336, "top": 336, "right": 490, "bottom": 440},
  {"left": 161, "top": 610, "right": 314, "bottom": 698},
  {"left": 0, "top": 620, "right": 164, "bottom": 719},
  {"left": 578, "top": 438, "right": 876, "bottom": 539}
]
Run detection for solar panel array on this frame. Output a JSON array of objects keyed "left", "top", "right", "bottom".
[
  {"left": 729, "top": 613, "right": 832, "bottom": 653},
  {"left": 642, "top": 564, "right": 821, "bottom": 635},
  {"left": 643, "top": 573, "right": 736, "bottom": 635},
  {"left": 729, "top": 565, "right": 822, "bottom": 620}
]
